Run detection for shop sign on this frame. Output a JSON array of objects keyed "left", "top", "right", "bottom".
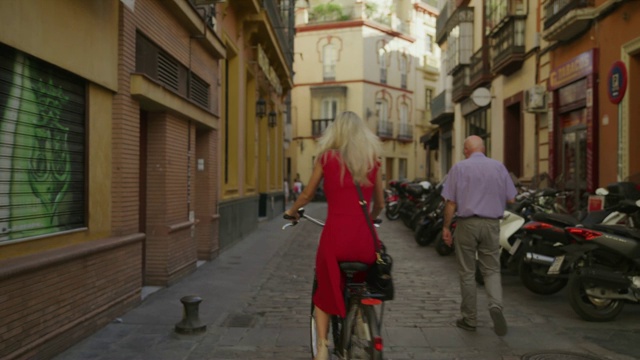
[
  {"left": 549, "top": 49, "right": 595, "bottom": 90},
  {"left": 607, "top": 60, "right": 627, "bottom": 104}
]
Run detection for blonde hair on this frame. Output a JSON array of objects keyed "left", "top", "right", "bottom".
[{"left": 316, "top": 111, "right": 382, "bottom": 185}]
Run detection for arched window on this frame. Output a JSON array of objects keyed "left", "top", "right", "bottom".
[
  {"left": 379, "top": 51, "right": 387, "bottom": 84},
  {"left": 323, "top": 44, "right": 337, "bottom": 80}
]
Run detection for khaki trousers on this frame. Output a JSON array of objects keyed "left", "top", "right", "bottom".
[{"left": 454, "top": 217, "right": 502, "bottom": 326}]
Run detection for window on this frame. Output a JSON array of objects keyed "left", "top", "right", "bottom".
[
  {"left": 425, "top": 88, "right": 433, "bottom": 111},
  {"left": 425, "top": 34, "right": 434, "bottom": 53},
  {"left": 376, "top": 99, "right": 388, "bottom": 121},
  {"left": 465, "top": 108, "right": 492, "bottom": 157},
  {"left": 323, "top": 44, "right": 337, "bottom": 80},
  {"left": 379, "top": 51, "right": 387, "bottom": 84},
  {"left": 0, "top": 44, "right": 86, "bottom": 243},
  {"left": 486, "top": 0, "right": 527, "bottom": 34},
  {"left": 400, "top": 103, "right": 408, "bottom": 125},
  {"left": 400, "top": 55, "right": 407, "bottom": 89},
  {"left": 321, "top": 97, "right": 338, "bottom": 119},
  {"left": 399, "top": 158, "right": 408, "bottom": 180}
]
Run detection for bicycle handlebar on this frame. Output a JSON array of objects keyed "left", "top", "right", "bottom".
[{"left": 282, "top": 208, "right": 381, "bottom": 230}]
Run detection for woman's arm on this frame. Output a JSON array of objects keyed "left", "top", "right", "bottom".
[
  {"left": 285, "top": 160, "right": 323, "bottom": 219},
  {"left": 369, "top": 168, "right": 385, "bottom": 220}
]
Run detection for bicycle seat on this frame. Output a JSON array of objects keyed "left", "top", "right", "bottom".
[{"left": 339, "top": 262, "right": 369, "bottom": 276}]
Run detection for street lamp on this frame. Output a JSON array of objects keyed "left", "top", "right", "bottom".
[
  {"left": 256, "top": 98, "right": 266, "bottom": 118},
  {"left": 268, "top": 111, "right": 277, "bottom": 127}
]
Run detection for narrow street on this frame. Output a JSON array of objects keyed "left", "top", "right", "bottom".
[{"left": 56, "top": 202, "right": 639, "bottom": 360}]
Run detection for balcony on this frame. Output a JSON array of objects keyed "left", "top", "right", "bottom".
[
  {"left": 422, "top": 54, "right": 440, "bottom": 75},
  {"left": 490, "top": 17, "right": 525, "bottom": 76},
  {"left": 431, "top": 89, "right": 454, "bottom": 126},
  {"left": 452, "top": 66, "right": 471, "bottom": 103},
  {"left": 542, "top": 0, "right": 595, "bottom": 42},
  {"left": 436, "top": 2, "right": 473, "bottom": 46},
  {"left": 311, "top": 118, "right": 333, "bottom": 137},
  {"left": 469, "top": 47, "right": 491, "bottom": 88},
  {"left": 397, "top": 123, "right": 413, "bottom": 143},
  {"left": 377, "top": 120, "right": 394, "bottom": 140}
]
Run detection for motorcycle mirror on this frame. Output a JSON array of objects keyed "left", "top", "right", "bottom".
[{"left": 595, "top": 187, "right": 609, "bottom": 196}]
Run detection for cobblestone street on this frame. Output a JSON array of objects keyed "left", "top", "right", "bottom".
[{"left": 56, "top": 202, "right": 640, "bottom": 360}]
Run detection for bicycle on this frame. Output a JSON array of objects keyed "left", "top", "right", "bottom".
[{"left": 283, "top": 209, "right": 385, "bottom": 360}]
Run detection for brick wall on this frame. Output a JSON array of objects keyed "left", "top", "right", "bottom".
[{"left": 0, "top": 235, "right": 143, "bottom": 360}]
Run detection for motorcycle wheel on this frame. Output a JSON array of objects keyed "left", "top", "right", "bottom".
[
  {"left": 414, "top": 223, "right": 436, "bottom": 247},
  {"left": 385, "top": 205, "right": 400, "bottom": 221},
  {"left": 434, "top": 230, "right": 454, "bottom": 256},
  {"left": 567, "top": 271, "right": 625, "bottom": 322},
  {"left": 518, "top": 259, "right": 567, "bottom": 295}
]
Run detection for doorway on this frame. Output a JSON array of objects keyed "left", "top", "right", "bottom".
[
  {"left": 561, "top": 125, "right": 587, "bottom": 212},
  {"left": 504, "top": 102, "right": 522, "bottom": 177}
]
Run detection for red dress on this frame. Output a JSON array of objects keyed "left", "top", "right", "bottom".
[{"left": 313, "top": 151, "right": 379, "bottom": 317}]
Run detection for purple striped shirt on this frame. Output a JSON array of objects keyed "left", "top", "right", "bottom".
[{"left": 441, "top": 152, "right": 518, "bottom": 219}]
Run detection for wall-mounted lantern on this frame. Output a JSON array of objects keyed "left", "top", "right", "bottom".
[
  {"left": 268, "top": 111, "right": 277, "bottom": 127},
  {"left": 256, "top": 98, "right": 266, "bottom": 118}
]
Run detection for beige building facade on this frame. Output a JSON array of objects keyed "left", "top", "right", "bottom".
[
  {"left": 291, "top": 0, "right": 440, "bottom": 186},
  {"left": 432, "top": 0, "right": 540, "bottom": 184}
]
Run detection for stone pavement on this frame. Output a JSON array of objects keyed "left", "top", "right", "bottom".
[{"left": 55, "top": 202, "right": 640, "bottom": 360}]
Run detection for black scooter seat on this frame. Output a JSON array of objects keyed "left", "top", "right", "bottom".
[{"left": 532, "top": 212, "right": 579, "bottom": 227}]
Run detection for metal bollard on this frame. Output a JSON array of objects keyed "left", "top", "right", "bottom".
[{"left": 175, "top": 295, "right": 206, "bottom": 334}]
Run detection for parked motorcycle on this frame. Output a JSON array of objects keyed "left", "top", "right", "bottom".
[
  {"left": 384, "top": 180, "right": 402, "bottom": 221},
  {"left": 398, "top": 181, "right": 431, "bottom": 229},
  {"left": 560, "top": 201, "right": 640, "bottom": 321},
  {"left": 414, "top": 179, "right": 445, "bottom": 246},
  {"left": 518, "top": 183, "right": 640, "bottom": 295}
]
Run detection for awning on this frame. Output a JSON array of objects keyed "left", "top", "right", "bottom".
[{"left": 420, "top": 131, "right": 439, "bottom": 150}]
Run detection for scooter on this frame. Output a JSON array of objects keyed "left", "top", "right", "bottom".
[
  {"left": 556, "top": 200, "right": 640, "bottom": 321},
  {"left": 518, "top": 186, "right": 640, "bottom": 295}
]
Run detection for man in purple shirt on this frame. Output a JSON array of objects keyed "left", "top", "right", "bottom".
[{"left": 441, "top": 135, "right": 517, "bottom": 336}]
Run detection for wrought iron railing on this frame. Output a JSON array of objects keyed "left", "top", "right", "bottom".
[
  {"left": 397, "top": 123, "right": 413, "bottom": 142},
  {"left": 377, "top": 120, "right": 394, "bottom": 138},
  {"left": 312, "top": 118, "right": 333, "bottom": 137}
]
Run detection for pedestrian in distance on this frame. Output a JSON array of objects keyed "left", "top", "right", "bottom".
[
  {"left": 283, "top": 178, "right": 290, "bottom": 203},
  {"left": 284, "top": 111, "right": 385, "bottom": 360},
  {"left": 293, "top": 175, "right": 303, "bottom": 201},
  {"left": 441, "top": 135, "right": 517, "bottom": 336}
]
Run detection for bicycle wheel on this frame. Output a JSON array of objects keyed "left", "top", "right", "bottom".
[{"left": 342, "top": 304, "right": 383, "bottom": 359}]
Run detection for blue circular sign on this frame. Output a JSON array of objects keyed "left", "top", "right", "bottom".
[{"left": 608, "top": 61, "right": 627, "bottom": 104}]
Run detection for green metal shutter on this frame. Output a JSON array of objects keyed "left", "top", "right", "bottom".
[{"left": 0, "top": 43, "right": 86, "bottom": 243}]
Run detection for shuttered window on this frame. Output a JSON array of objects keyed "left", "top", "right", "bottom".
[
  {"left": 136, "top": 32, "right": 210, "bottom": 109},
  {"left": 0, "top": 43, "right": 86, "bottom": 243}
]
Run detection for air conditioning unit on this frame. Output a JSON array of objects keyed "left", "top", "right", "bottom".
[{"left": 524, "top": 85, "right": 547, "bottom": 113}]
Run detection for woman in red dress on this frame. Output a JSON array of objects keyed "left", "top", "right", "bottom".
[{"left": 284, "top": 111, "right": 384, "bottom": 360}]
